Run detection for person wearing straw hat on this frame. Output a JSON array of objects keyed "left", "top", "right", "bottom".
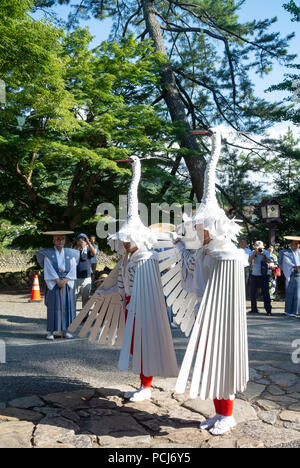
[
  {"left": 173, "top": 126, "right": 249, "bottom": 436},
  {"left": 280, "top": 236, "right": 300, "bottom": 317},
  {"left": 36, "top": 231, "right": 80, "bottom": 340}
]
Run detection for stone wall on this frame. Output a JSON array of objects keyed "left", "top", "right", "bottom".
[
  {"left": 0, "top": 270, "right": 37, "bottom": 291},
  {"left": 0, "top": 250, "right": 34, "bottom": 272},
  {"left": 0, "top": 250, "right": 119, "bottom": 291}
]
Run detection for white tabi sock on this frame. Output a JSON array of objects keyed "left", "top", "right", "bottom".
[
  {"left": 129, "top": 387, "right": 151, "bottom": 402},
  {"left": 209, "top": 415, "right": 236, "bottom": 436}
]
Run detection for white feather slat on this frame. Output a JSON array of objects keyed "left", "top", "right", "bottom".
[
  {"left": 68, "top": 295, "right": 98, "bottom": 333},
  {"left": 179, "top": 297, "right": 197, "bottom": 336},
  {"left": 166, "top": 281, "right": 183, "bottom": 306},
  {"left": 164, "top": 271, "right": 181, "bottom": 298},
  {"left": 171, "top": 288, "right": 188, "bottom": 312},
  {"left": 97, "top": 301, "right": 117, "bottom": 345},
  {"left": 153, "top": 240, "right": 174, "bottom": 249},
  {"left": 182, "top": 306, "right": 196, "bottom": 337},
  {"left": 173, "top": 295, "right": 191, "bottom": 328},
  {"left": 146, "top": 259, "right": 178, "bottom": 377},
  {"left": 106, "top": 302, "right": 123, "bottom": 346},
  {"left": 79, "top": 298, "right": 104, "bottom": 338},
  {"left": 88, "top": 299, "right": 110, "bottom": 343},
  {"left": 233, "top": 261, "right": 239, "bottom": 395},
  {"left": 158, "top": 255, "right": 179, "bottom": 272},
  {"left": 161, "top": 263, "right": 181, "bottom": 286},
  {"left": 172, "top": 290, "right": 191, "bottom": 317},
  {"left": 157, "top": 247, "right": 177, "bottom": 262},
  {"left": 158, "top": 248, "right": 198, "bottom": 337},
  {"left": 88, "top": 295, "right": 117, "bottom": 344}
]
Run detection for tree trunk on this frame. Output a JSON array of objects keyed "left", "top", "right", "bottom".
[{"left": 141, "top": 0, "right": 206, "bottom": 201}]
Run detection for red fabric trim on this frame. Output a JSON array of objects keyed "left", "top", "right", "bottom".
[
  {"left": 214, "top": 399, "right": 234, "bottom": 417},
  {"left": 140, "top": 373, "right": 153, "bottom": 388}
]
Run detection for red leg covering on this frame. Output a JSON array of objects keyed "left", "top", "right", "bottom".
[
  {"left": 213, "top": 399, "right": 221, "bottom": 414},
  {"left": 140, "top": 373, "right": 153, "bottom": 389},
  {"left": 214, "top": 399, "right": 234, "bottom": 417}
]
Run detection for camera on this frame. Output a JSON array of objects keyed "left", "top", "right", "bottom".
[{"left": 258, "top": 248, "right": 263, "bottom": 253}]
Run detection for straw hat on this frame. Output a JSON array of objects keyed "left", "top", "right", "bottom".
[
  {"left": 149, "top": 223, "right": 175, "bottom": 233},
  {"left": 43, "top": 231, "right": 74, "bottom": 235},
  {"left": 284, "top": 236, "right": 300, "bottom": 241}
]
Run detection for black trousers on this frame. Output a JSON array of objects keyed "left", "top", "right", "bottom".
[{"left": 250, "top": 274, "right": 272, "bottom": 313}]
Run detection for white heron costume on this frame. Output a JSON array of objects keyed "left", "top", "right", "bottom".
[
  {"left": 156, "top": 126, "right": 249, "bottom": 435},
  {"left": 69, "top": 156, "right": 178, "bottom": 400}
]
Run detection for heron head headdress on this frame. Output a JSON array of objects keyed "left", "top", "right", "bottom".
[
  {"left": 108, "top": 156, "right": 157, "bottom": 253},
  {"left": 183, "top": 125, "right": 241, "bottom": 247}
]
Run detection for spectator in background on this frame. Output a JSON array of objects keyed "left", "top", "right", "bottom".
[
  {"left": 238, "top": 238, "right": 251, "bottom": 298},
  {"left": 280, "top": 236, "right": 300, "bottom": 317},
  {"left": 248, "top": 240, "right": 272, "bottom": 316},
  {"left": 267, "top": 245, "right": 279, "bottom": 300},
  {"left": 36, "top": 232, "right": 79, "bottom": 340},
  {"left": 90, "top": 235, "right": 99, "bottom": 285},
  {"left": 75, "top": 233, "right": 96, "bottom": 309}
]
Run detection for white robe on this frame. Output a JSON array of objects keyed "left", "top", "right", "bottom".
[
  {"left": 43, "top": 248, "right": 77, "bottom": 290},
  {"left": 282, "top": 249, "right": 300, "bottom": 286},
  {"left": 175, "top": 239, "right": 249, "bottom": 400}
]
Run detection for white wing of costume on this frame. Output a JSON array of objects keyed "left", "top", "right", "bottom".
[
  {"left": 68, "top": 261, "right": 125, "bottom": 347},
  {"left": 154, "top": 239, "right": 199, "bottom": 338}
]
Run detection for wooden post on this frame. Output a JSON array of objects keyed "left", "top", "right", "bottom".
[{"left": 60, "top": 287, "right": 64, "bottom": 339}]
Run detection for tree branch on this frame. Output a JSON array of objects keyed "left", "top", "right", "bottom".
[
  {"left": 216, "top": 183, "right": 257, "bottom": 228},
  {"left": 167, "top": 0, "right": 283, "bottom": 59},
  {"left": 122, "top": 4, "right": 143, "bottom": 37},
  {"left": 15, "top": 162, "right": 50, "bottom": 215}
]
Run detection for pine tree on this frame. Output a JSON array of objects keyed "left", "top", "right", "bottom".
[
  {"left": 34, "top": 0, "right": 297, "bottom": 201},
  {"left": 0, "top": 3, "right": 180, "bottom": 247}
]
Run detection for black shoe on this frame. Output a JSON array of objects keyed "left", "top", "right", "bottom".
[
  {"left": 267, "top": 312, "right": 273, "bottom": 316},
  {"left": 248, "top": 310, "right": 259, "bottom": 314}
]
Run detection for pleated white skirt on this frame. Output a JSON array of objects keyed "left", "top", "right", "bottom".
[
  {"left": 119, "top": 258, "right": 179, "bottom": 378},
  {"left": 175, "top": 259, "right": 249, "bottom": 400}
]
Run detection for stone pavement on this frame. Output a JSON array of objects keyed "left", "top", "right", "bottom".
[
  {"left": 1, "top": 371, "right": 300, "bottom": 449},
  {"left": 1, "top": 293, "right": 300, "bottom": 448}
]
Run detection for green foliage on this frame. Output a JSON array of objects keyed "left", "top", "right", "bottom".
[
  {"left": 265, "top": 2, "right": 300, "bottom": 124},
  {"left": 38, "top": 0, "right": 297, "bottom": 133},
  {"left": 270, "top": 130, "right": 300, "bottom": 241},
  {"left": 283, "top": 1, "right": 300, "bottom": 22},
  {"left": 215, "top": 128, "right": 300, "bottom": 247},
  {"left": 0, "top": 6, "right": 184, "bottom": 248},
  {"left": 2, "top": 0, "right": 299, "bottom": 250}
]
